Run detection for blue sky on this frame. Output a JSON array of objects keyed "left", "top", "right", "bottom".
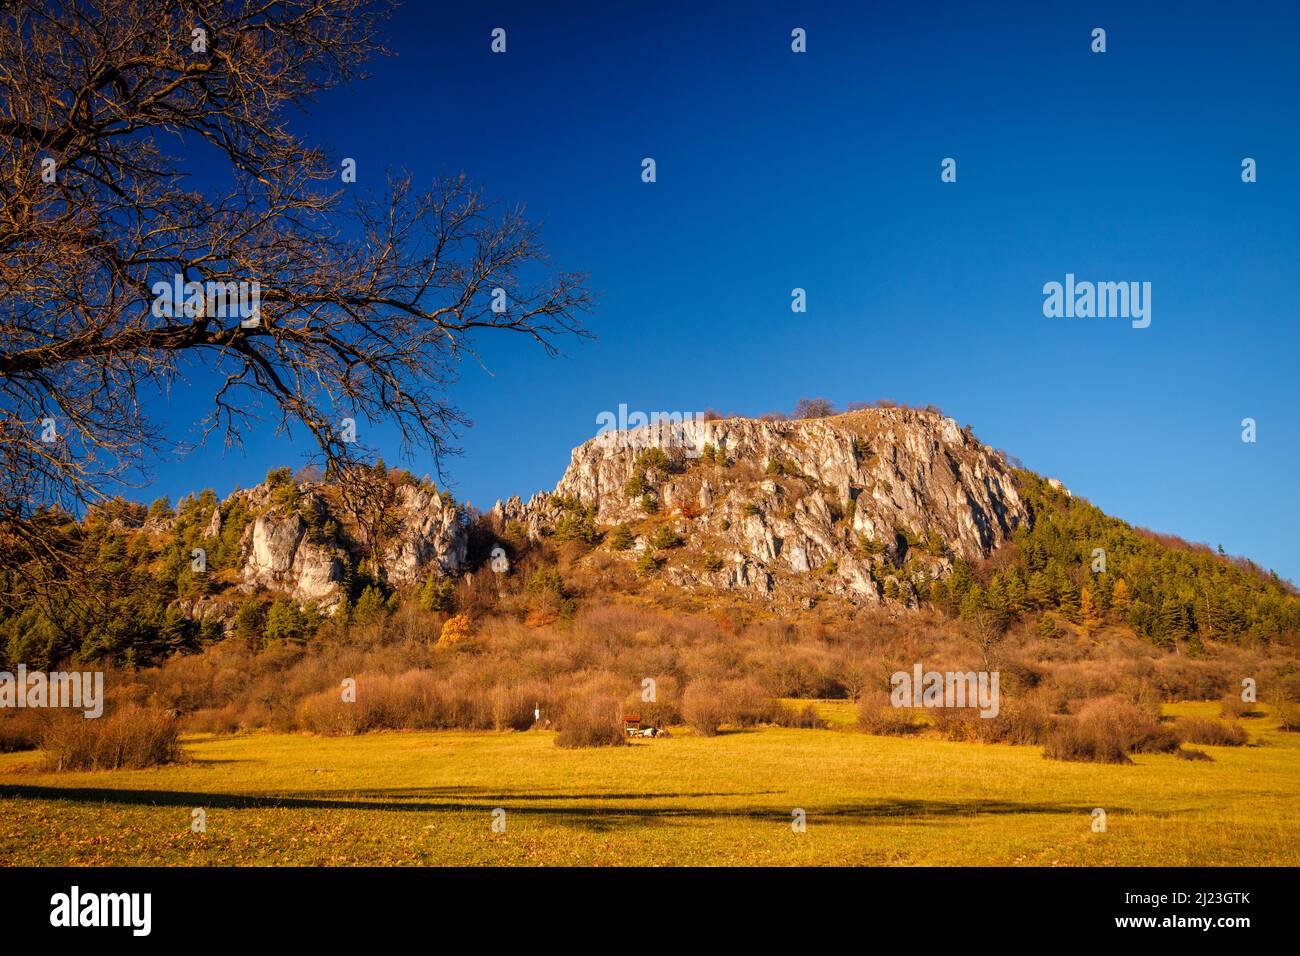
[{"left": 144, "top": 1, "right": 1300, "bottom": 582}]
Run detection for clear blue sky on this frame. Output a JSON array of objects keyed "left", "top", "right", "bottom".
[{"left": 144, "top": 1, "right": 1300, "bottom": 583}]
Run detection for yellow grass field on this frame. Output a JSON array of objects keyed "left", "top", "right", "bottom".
[{"left": 1, "top": 702, "right": 1296, "bottom": 866}]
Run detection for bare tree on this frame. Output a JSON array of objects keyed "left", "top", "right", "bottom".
[
  {"left": 0, "top": 0, "right": 593, "bottom": 571},
  {"left": 793, "top": 397, "right": 836, "bottom": 419},
  {"left": 967, "top": 604, "right": 1008, "bottom": 670}
]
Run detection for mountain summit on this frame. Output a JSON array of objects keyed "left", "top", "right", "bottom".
[{"left": 494, "top": 406, "right": 1029, "bottom": 607}]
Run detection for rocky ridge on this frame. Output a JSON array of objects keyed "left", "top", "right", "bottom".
[
  {"left": 492, "top": 407, "right": 1030, "bottom": 607},
  {"left": 174, "top": 407, "right": 1032, "bottom": 622}
]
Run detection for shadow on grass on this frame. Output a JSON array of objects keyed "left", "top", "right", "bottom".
[{"left": 0, "top": 783, "right": 1123, "bottom": 832}]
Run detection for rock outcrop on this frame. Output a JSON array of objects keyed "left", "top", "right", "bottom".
[
  {"left": 233, "top": 479, "right": 468, "bottom": 612},
  {"left": 241, "top": 508, "right": 348, "bottom": 608},
  {"left": 494, "top": 407, "right": 1028, "bottom": 607},
  {"left": 382, "top": 484, "right": 469, "bottom": 585}
]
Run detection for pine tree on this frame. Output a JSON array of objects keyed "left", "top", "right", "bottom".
[
  {"left": 1157, "top": 597, "right": 1190, "bottom": 645},
  {"left": 1057, "top": 577, "right": 1081, "bottom": 622},
  {"left": 1004, "top": 571, "right": 1028, "bottom": 616},
  {"left": 1027, "top": 571, "right": 1054, "bottom": 610},
  {"left": 610, "top": 524, "right": 634, "bottom": 550}
]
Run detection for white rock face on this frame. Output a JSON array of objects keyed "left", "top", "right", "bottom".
[
  {"left": 241, "top": 510, "right": 346, "bottom": 609},
  {"left": 236, "top": 480, "right": 469, "bottom": 611},
  {"left": 382, "top": 484, "right": 468, "bottom": 585},
  {"left": 494, "top": 406, "right": 1029, "bottom": 607}
]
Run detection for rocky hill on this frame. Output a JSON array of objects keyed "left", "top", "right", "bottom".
[
  {"left": 493, "top": 407, "right": 1030, "bottom": 608},
  {"left": 166, "top": 406, "right": 1031, "bottom": 620},
  {"left": 7, "top": 404, "right": 1299, "bottom": 670}
]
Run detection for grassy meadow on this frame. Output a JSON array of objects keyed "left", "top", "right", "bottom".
[{"left": 1, "top": 701, "right": 1296, "bottom": 866}]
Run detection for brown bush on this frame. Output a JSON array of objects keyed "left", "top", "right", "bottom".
[
  {"left": 1043, "top": 719, "right": 1129, "bottom": 764},
  {"left": 720, "top": 678, "right": 778, "bottom": 726},
  {"left": 1219, "top": 694, "right": 1250, "bottom": 719},
  {"left": 929, "top": 685, "right": 1059, "bottom": 745},
  {"left": 1043, "top": 696, "right": 1171, "bottom": 764},
  {"left": 0, "top": 710, "right": 46, "bottom": 752},
  {"left": 990, "top": 689, "right": 1059, "bottom": 745},
  {"left": 75, "top": 591, "right": 1300, "bottom": 748},
  {"left": 857, "top": 694, "right": 923, "bottom": 736},
  {"left": 298, "top": 685, "right": 369, "bottom": 735},
  {"left": 554, "top": 696, "right": 624, "bottom": 749},
  {"left": 1150, "top": 657, "right": 1231, "bottom": 701},
  {"left": 1263, "top": 679, "right": 1300, "bottom": 731},
  {"left": 682, "top": 682, "right": 726, "bottom": 737},
  {"left": 1176, "top": 746, "right": 1212, "bottom": 761},
  {"left": 1175, "top": 716, "right": 1247, "bottom": 747},
  {"left": 1274, "top": 700, "right": 1300, "bottom": 732},
  {"left": 40, "top": 706, "right": 180, "bottom": 771},
  {"left": 772, "top": 701, "right": 824, "bottom": 729},
  {"left": 623, "top": 675, "right": 681, "bottom": 728},
  {"left": 185, "top": 703, "right": 248, "bottom": 735}
]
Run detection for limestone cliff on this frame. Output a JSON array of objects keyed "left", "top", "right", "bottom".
[{"left": 493, "top": 407, "right": 1029, "bottom": 607}]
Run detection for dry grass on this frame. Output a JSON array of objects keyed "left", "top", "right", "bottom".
[{"left": 2, "top": 701, "right": 1296, "bottom": 866}]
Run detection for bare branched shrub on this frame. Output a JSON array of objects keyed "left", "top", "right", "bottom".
[
  {"left": 1175, "top": 717, "right": 1248, "bottom": 747},
  {"left": 772, "top": 701, "right": 824, "bottom": 729},
  {"left": 1042, "top": 696, "right": 1171, "bottom": 764},
  {"left": 40, "top": 706, "right": 179, "bottom": 770},
  {"left": 857, "top": 693, "right": 923, "bottom": 736},
  {"left": 623, "top": 675, "right": 681, "bottom": 728},
  {"left": 0, "top": 709, "right": 46, "bottom": 751},
  {"left": 682, "top": 682, "right": 726, "bottom": 737},
  {"left": 1219, "top": 694, "right": 1250, "bottom": 719},
  {"left": 554, "top": 695, "right": 624, "bottom": 749}
]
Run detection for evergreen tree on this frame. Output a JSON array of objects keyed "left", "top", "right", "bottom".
[{"left": 610, "top": 524, "right": 634, "bottom": 550}]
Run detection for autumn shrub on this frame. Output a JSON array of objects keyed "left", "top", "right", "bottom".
[
  {"left": 0, "top": 709, "right": 46, "bottom": 752},
  {"left": 682, "top": 682, "right": 726, "bottom": 736},
  {"left": 1274, "top": 700, "right": 1300, "bottom": 732},
  {"left": 40, "top": 706, "right": 180, "bottom": 771},
  {"left": 1042, "top": 696, "right": 1169, "bottom": 764},
  {"left": 930, "top": 693, "right": 1056, "bottom": 745},
  {"left": 298, "top": 685, "right": 369, "bottom": 735},
  {"left": 772, "top": 701, "right": 823, "bottom": 729},
  {"left": 1219, "top": 693, "right": 1250, "bottom": 719},
  {"left": 1043, "top": 717, "right": 1128, "bottom": 764},
  {"left": 1175, "top": 716, "right": 1248, "bottom": 747},
  {"left": 623, "top": 675, "right": 682, "bottom": 728},
  {"left": 186, "top": 703, "right": 245, "bottom": 735},
  {"left": 437, "top": 613, "right": 474, "bottom": 647},
  {"left": 989, "top": 688, "right": 1061, "bottom": 744},
  {"left": 857, "top": 693, "right": 923, "bottom": 736},
  {"left": 554, "top": 695, "right": 624, "bottom": 749},
  {"left": 720, "top": 678, "right": 777, "bottom": 726}
]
